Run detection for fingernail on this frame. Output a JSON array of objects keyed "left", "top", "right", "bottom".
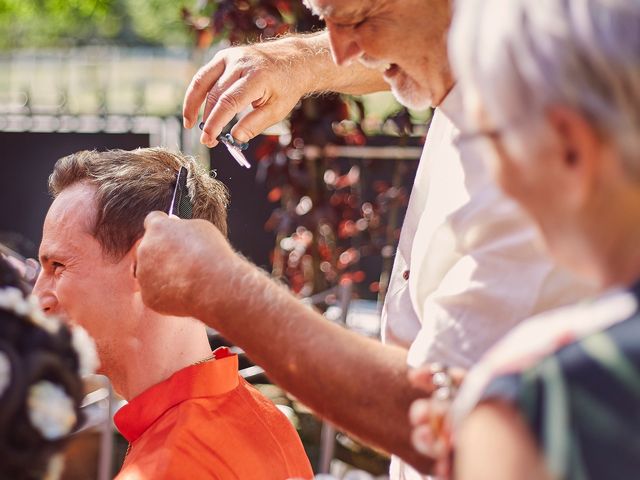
[{"left": 409, "top": 399, "right": 429, "bottom": 425}]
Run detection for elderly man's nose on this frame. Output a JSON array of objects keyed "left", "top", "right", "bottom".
[{"left": 327, "top": 24, "right": 363, "bottom": 66}]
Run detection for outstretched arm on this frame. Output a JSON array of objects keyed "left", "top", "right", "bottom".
[{"left": 135, "top": 212, "right": 433, "bottom": 472}]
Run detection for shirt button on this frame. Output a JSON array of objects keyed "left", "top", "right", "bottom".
[{"left": 403, "top": 270, "right": 410, "bottom": 280}]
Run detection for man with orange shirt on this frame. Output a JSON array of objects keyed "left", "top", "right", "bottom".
[{"left": 33, "top": 148, "right": 312, "bottom": 479}]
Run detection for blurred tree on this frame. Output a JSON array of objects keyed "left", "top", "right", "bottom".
[{"left": 0, "top": 0, "right": 192, "bottom": 49}]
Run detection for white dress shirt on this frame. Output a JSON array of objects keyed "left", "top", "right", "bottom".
[{"left": 382, "top": 87, "right": 594, "bottom": 480}]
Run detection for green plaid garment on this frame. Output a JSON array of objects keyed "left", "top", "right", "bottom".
[{"left": 482, "top": 281, "right": 640, "bottom": 480}]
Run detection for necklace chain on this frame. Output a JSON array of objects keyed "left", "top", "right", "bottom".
[{"left": 192, "top": 354, "right": 215, "bottom": 366}]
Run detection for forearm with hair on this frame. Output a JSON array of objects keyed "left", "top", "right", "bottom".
[
  {"left": 265, "top": 31, "right": 389, "bottom": 96},
  {"left": 193, "top": 254, "right": 433, "bottom": 472}
]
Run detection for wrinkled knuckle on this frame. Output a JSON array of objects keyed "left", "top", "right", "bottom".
[
  {"left": 233, "top": 53, "right": 248, "bottom": 65},
  {"left": 240, "top": 56, "right": 266, "bottom": 72},
  {"left": 234, "top": 124, "right": 256, "bottom": 140},
  {"left": 218, "top": 92, "right": 240, "bottom": 113},
  {"left": 206, "top": 89, "right": 220, "bottom": 104},
  {"left": 191, "top": 70, "right": 208, "bottom": 90},
  {"left": 235, "top": 48, "right": 253, "bottom": 62}
]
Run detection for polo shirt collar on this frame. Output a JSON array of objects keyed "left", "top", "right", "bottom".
[{"left": 114, "top": 347, "right": 239, "bottom": 442}]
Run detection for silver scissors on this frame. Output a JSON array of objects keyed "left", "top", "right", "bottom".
[{"left": 199, "top": 123, "right": 251, "bottom": 169}]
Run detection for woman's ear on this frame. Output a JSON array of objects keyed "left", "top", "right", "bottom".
[{"left": 546, "top": 106, "right": 604, "bottom": 209}]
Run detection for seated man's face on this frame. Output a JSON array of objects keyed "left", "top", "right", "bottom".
[{"left": 34, "top": 182, "right": 138, "bottom": 376}]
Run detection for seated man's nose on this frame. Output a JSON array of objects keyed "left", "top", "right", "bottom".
[{"left": 34, "top": 289, "right": 57, "bottom": 314}]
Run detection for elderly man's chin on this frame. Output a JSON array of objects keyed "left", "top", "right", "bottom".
[{"left": 387, "top": 75, "right": 432, "bottom": 110}]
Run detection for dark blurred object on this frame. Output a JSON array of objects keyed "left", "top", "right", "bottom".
[
  {"left": 0, "top": 131, "right": 151, "bottom": 256},
  {"left": 61, "top": 431, "right": 101, "bottom": 480},
  {"left": 0, "top": 241, "right": 40, "bottom": 289}
]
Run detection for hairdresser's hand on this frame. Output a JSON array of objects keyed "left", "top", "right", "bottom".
[
  {"left": 183, "top": 31, "right": 388, "bottom": 148},
  {"left": 135, "top": 211, "right": 241, "bottom": 318},
  {"left": 183, "top": 35, "right": 321, "bottom": 148},
  {"left": 408, "top": 396, "right": 454, "bottom": 479},
  {"left": 407, "top": 366, "right": 466, "bottom": 478}
]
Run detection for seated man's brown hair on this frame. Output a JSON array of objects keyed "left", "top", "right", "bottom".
[{"left": 48, "top": 148, "right": 229, "bottom": 259}]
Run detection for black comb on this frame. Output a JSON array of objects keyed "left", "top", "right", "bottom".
[{"left": 168, "top": 166, "right": 193, "bottom": 219}]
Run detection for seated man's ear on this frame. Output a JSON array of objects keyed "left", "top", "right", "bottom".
[{"left": 130, "top": 238, "right": 143, "bottom": 291}]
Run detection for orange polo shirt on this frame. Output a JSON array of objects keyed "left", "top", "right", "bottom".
[{"left": 114, "top": 348, "right": 313, "bottom": 480}]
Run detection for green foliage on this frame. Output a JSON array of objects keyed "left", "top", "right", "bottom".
[
  {"left": 0, "top": 0, "right": 192, "bottom": 49},
  {"left": 126, "top": 0, "right": 192, "bottom": 46}
]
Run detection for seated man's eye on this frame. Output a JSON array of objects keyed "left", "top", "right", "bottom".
[{"left": 52, "top": 262, "right": 65, "bottom": 273}]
